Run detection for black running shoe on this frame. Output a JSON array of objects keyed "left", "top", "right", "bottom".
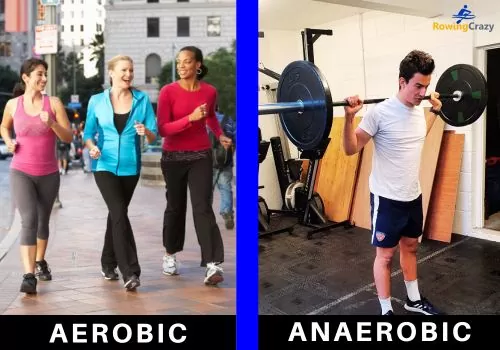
[
  {"left": 124, "top": 275, "right": 140, "bottom": 291},
  {"left": 35, "top": 260, "right": 52, "bottom": 281},
  {"left": 101, "top": 266, "right": 119, "bottom": 280},
  {"left": 382, "top": 310, "right": 394, "bottom": 315},
  {"left": 404, "top": 296, "right": 442, "bottom": 315},
  {"left": 20, "top": 273, "right": 37, "bottom": 294}
]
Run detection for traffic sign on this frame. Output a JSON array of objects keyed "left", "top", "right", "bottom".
[
  {"left": 35, "top": 24, "right": 58, "bottom": 55},
  {"left": 41, "top": 0, "right": 60, "bottom": 5},
  {"left": 68, "top": 102, "right": 81, "bottom": 109}
]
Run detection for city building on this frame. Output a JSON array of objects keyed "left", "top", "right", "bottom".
[
  {"left": 104, "top": 0, "right": 236, "bottom": 102},
  {"left": 0, "top": 0, "right": 29, "bottom": 75},
  {"left": 59, "top": 0, "right": 106, "bottom": 78}
]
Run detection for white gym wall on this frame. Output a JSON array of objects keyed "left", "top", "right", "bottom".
[{"left": 258, "top": 0, "right": 500, "bottom": 241}]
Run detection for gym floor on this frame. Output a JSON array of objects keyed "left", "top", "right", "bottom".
[{"left": 259, "top": 216, "right": 500, "bottom": 315}]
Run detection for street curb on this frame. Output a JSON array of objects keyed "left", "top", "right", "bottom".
[{"left": 0, "top": 209, "right": 20, "bottom": 263}]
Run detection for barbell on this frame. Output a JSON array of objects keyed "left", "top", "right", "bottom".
[{"left": 258, "top": 60, "right": 488, "bottom": 151}]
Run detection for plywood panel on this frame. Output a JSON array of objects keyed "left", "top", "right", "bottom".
[
  {"left": 315, "top": 117, "right": 363, "bottom": 222},
  {"left": 424, "top": 132, "right": 465, "bottom": 243},
  {"left": 350, "top": 112, "right": 445, "bottom": 230}
]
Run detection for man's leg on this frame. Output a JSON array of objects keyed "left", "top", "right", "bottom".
[
  {"left": 400, "top": 195, "right": 442, "bottom": 315},
  {"left": 217, "top": 167, "right": 234, "bottom": 229},
  {"left": 373, "top": 246, "right": 397, "bottom": 315},
  {"left": 370, "top": 193, "right": 402, "bottom": 315}
]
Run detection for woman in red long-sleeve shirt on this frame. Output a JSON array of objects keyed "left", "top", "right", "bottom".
[{"left": 157, "top": 46, "right": 232, "bottom": 286}]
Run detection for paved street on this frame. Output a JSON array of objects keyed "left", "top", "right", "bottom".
[
  {"left": 0, "top": 158, "right": 14, "bottom": 244},
  {"left": 0, "top": 168, "right": 236, "bottom": 315}
]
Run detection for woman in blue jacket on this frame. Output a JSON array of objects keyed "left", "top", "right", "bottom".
[{"left": 83, "top": 55, "right": 157, "bottom": 291}]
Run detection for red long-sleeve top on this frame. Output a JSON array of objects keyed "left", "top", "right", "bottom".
[{"left": 157, "top": 81, "right": 223, "bottom": 151}]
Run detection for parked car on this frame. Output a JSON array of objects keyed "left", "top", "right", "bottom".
[{"left": 0, "top": 139, "right": 8, "bottom": 160}]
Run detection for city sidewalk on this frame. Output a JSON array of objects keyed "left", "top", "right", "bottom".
[{"left": 0, "top": 170, "right": 236, "bottom": 315}]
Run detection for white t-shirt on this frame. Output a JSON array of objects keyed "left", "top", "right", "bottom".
[{"left": 358, "top": 96, "right": 426, "bottom": 202}]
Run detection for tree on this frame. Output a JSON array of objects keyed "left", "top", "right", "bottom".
[
  {"left": 158, "top": 40, "right": 236, "bottom": 120},
  {"left": 89, "top": 32, "right": 105, "bottom": 80}
]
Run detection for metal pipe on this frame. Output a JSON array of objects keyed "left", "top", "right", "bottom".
[{"left": 258, "top": 101, "right": 304, "bottom": 115}]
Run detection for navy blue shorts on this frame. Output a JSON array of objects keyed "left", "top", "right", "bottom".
[{"left": 370, "top": 193, "right": 423, "bottom": 248}]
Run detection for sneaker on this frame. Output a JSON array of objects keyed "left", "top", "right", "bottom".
[
  {"left": 382, "top": 310, "right": 394, "bottom": 315},
  {"left": 204, "top": 262, "right": 224, "bottom": 285},
  {"left": 124, "top": 275, "right": 140, "bottom": 291},
  {"left": 404, "top": 296, "right": 442, "bottom": 315},
  {"left": 101, "top": 266, "right": 119, "bottom": 280},
  {"left": 162, "top": 254, "right": 178, "bottom": 275},
  {"left": 35, "top": 260, "right": 52, "bottom": 281},
  {"left": 222, "top": 213, "right": 234, "bottom": 230},
  {"left": 20, "top": 273, "right": 37, "bottom": 294}
]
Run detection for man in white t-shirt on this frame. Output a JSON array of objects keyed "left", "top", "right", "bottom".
[{"left": 343, "top": 50, "right": 444, "bottom": 315}]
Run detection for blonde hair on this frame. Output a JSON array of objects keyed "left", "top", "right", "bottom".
[{"left": 108, "top": 55, "right": 134, "bottom": 86}]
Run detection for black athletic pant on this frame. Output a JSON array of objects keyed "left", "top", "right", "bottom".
[
  {"left": 161, "top": 152, "right": 224, "bottom": 267},
  {"left": 94, "top": 171, "right": 140, "bottom": 281}
]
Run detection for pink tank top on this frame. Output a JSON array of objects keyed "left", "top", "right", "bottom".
[{"left": 10, "top": 95, "right": 59, "bottom": 176}]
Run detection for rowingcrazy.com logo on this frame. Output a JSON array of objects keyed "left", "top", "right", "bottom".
[{"left": 433, "top": 4, "right": 494, "bottom": 32}]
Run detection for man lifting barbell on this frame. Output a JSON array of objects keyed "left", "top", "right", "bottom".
[
  {"left": 258, "top": 46, "right": 487, "bottom": 314},
  {"left": 343, "top": 50, "right": 444, "bottom": 316}
]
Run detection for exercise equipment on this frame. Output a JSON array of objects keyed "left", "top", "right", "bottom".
[
  {"left": 258, "top": 61, "right": 488, "bottom": 151},
  {"left": 258, "top": 130, "right": 294, "bottom": 237}
]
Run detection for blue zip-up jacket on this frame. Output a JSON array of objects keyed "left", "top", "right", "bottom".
[{"left": 83, "top": 88, "right": 158, "bottom": 176}]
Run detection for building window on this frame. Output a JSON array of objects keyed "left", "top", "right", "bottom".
[
  {"left": 97, "top": 0, "right": 102, "bottom": 4},
  {"left": 80, "top": 38, "right": 84, "bottom": 46},
  {"left": 145, "top": 53, "right": 161, "bottom": 84},
  {"left": 0, "top": 42, "right": 12, "bottom": 57},
  {"left": 96, "top": 23, "right": 102, "bottom": 32},
  {"left": 0, "top": 0, "right": 3, "bottom": 14},
  {"left": 177, "top": 17, "right": 189, "bottom": 37},
  {"left": 80, "top": 25, "right": 84, "bottom": 31},
  {"left": 0, "top": 20, "right": 4, "bottom": 34},
  {"left": 207, "top": 16, "right": 221, "bottom": 37},
  {"left": 70, "top": 25, "right": 74, "bottom": 32},
  {"left": 61, "top": 25, "right": 64, "bottom": 32},
  {"left": 147, "top": 0, "right": 159, "bottom": 2},
  {"left": 178, "top": 0, "right": 189, "bottom": 2},
  {"left": 71, "top": 11, "right": 74, "bottom": 18},
  {"left": 147, "top": 18, "right": 159, "bottom": 37}
]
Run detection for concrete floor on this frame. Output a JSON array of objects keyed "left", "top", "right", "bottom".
[{"left": 259, "top": 216, "right": 500, "bottom": 315}]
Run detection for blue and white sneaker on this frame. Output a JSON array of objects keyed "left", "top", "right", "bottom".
[{"left": 404, "top": 296, "right": 442, "bottom": 315}]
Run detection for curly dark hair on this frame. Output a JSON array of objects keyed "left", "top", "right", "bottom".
[{"left": 399, "top": 50, "right": 435, "bottom": 86}]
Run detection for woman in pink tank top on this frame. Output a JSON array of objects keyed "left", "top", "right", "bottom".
[{"left": 0, "top": 58, "right": 73, "bottom": 295}]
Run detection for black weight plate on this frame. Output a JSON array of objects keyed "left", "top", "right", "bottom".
[
  {"left": 277, "top": 61, "right": 333, "bottom": 150},
  {"left": 436, "top": 64, "right": 488, "bottom": 127}
]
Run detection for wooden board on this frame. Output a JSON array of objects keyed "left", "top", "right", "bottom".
[
  {"left": 350, "top": 111, "right": 445, "bottom": 230},
  {"left": 315, "top": 117, "right": 363, "bottom": 222},
  {"left": 424, "top": 132, "right": 465, "bottom": 242}
]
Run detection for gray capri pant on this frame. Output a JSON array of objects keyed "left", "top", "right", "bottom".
[{"left": 10, "top": 168, "right": 60, "bottom": 245}]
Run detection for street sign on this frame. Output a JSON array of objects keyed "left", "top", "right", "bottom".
[
  {"left": 68, "top": 102, "right": 82, "bottom": 109},
  {"left": 71, "top": 95, "right": 79, "bottom": 103},
  {"left": 41, "top": 0, "right": 60, "bottom": 5},
  {"left": 35, "top": 24, "right": 58, "bottom": 55}
]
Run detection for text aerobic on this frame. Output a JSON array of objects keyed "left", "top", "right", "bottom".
[
  {"left": 288, "top": 321, "right": 472, "bottom": 342},
  {"left": 48, "top": 323, "right": 187, "bottom": 344}
]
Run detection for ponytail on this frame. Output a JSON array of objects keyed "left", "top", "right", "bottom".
[{"left": 12, "top": 82, "right": 25, "bottom": 97}]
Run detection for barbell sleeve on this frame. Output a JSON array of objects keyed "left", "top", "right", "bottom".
[
  {"left": 258, "top": 101, "right": 304, "bottom": 115},
  {"left": 258, "top": 100, "right": 327, "bottom": 115}
]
